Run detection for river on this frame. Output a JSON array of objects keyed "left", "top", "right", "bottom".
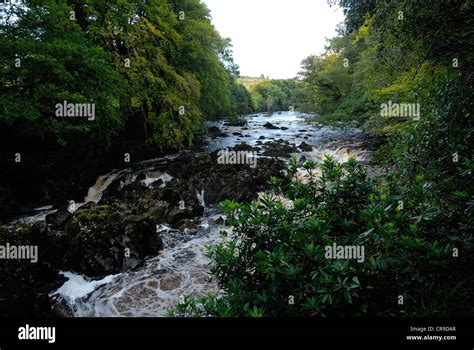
[{"left": 12, "top": 111, "right": 375, "bottom": 317}]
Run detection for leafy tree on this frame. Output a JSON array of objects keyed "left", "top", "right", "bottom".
[
  {"left": 250, "top": 79, "right": 302, "bottom": 112},
  {"left": 0, "top": 0, "right": 127, "bottom": 156}
]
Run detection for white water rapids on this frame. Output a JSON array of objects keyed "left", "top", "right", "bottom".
[
  {"left": 51, "top": 212, "right": 228, "bottom": 317},
  {"left": 12, "top": 112, "right": 374, "bottom": 317}
]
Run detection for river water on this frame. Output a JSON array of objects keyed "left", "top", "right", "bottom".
[{"left": 20, "top": 112, "right": 373, "bottom": 317}]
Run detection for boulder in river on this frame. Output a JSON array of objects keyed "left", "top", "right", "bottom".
[
  {"left": 224, "top": 118, "right": 247, "bottom": 127},
  {"left": 263, "top": 122, "right": 279, "bottom": 129},
  {"left": 208, "top": 126, "right": 226, "bottom": 137},
  {"left": 298, "top": 142, "right": 313, "bottom": 152},
  {"left": 166, "top": 206, "right": 195, "bottom": 225},
  {"left": 263, "top": 142, "right": 299, "bottom": 158},
  {"left": 46, "top": 208, "right": 72, "bottom": 230},
  {"left": 232, "top": 142, "right": 258, "bottom": 152},
  {"left": 63, "top": 205, "right": 163, "bottom": 277}
]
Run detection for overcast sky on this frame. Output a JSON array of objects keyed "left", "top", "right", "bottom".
[{"left": 202, "top": 0, "right": 345, "bottom": 79}]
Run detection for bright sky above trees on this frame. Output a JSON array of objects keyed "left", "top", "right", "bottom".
[{"left": 202, "top": 0, "right": 345, "bottom": 79}]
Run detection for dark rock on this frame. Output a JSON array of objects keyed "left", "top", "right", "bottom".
[
  {"left": 166, "top": 206, "right": 194, "bottom": 225},
  {"left": 0, "top": 223, "right": 66, "bottom": 318},
  {"left": 46, "top": 208, "right": 72, "bottom": 230},
  {"left": 175, "top": 219, "right": 198, "bottom": 232},
  {"left": 149, "top": 178, "right": 164, "bottom": 188},
  {"left": 136, "top": 173, "right": 147, "bottom": 181},
  {"left": 147, "top": 200, "right": 169, "bottom": 221},
  {"left": 298, "top": 142, "right": 313, "bottom": 152},
  {"left": 63, "top": 205, "right": 163, "bottom": 277},
  {"left": 263, "top": 142, "right": 299, "bottom": 158},
  {"left": 263, "top": 122, "right": 279, "bottom": 129},
  {"left": 232, "top": 132, "right": 243, "bottom": 137},
  {"left": 208, "top": 126, "right": 220, "bottom": 133},
  {"left": 224, "top": 118, "right": 247, "bottom": 127},
  {"left": 280, "top": 127, "right": 289, "bottom": 131},
  {"left": 232, "top": 142, "right": 257, "bottom": 152},
  {"left": 259, "top": 136, "right": 266, "bottom": 140},
  {"left": 100, "top": 176, "right": 127, "bottom": 199},
  {"left": 50, "top": 296, "right": 75, "bottom": 318},
  {"left": 214, "top": 216, "right": 226, "bottom": 225}
]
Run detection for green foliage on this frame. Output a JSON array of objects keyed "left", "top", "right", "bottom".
[
  {"left": 237, "top": 76, "right": 268, "bottom": 91},
  {"left": 0, "top": 0, "right": 127, "bottom": 157},
  {"left": 229, "top": 80, "right": 253, "bottom": 117},
  {"left": 300, "top": 0, "right": 473, "bottom": 134},
  {"left": 250, "top": 79, "right": 303, "bottom": 113},
  {"left": 172, "top": 156, "right": 473, "bottom": 317},
  {"left": 0, "top": 0, "right": 250, "bottom": 156},
  {"left": 377, "top": 72, "right": 474, "bottom": 242}
]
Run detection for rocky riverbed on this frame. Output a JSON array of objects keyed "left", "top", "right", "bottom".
[{"left": 0, "top": 112, "right": 380, "bottom": 317}]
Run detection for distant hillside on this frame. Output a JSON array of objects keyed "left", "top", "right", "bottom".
[{"left": 237, "top": 76, "right": 268, "bottom": 90}]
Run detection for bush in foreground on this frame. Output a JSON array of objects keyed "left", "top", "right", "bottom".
[{"left": 170, "top": 155, "right": 473, "bottom": 317}]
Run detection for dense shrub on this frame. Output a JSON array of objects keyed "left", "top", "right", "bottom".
[{"left": 171, "top": 155, "right": 473, "bottom": 317}]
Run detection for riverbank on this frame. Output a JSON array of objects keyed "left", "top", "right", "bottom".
[{"left": 1, "top": 112, "right": 381, "bottom": 317}]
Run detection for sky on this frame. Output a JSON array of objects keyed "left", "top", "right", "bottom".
[{"left": 202, "top": 0, "right": 345, "bottom": 79}]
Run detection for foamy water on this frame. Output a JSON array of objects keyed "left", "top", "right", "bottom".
[
  {"left": 51, "top": 211, "right": 228, "bottom": 317},
  {"left": 15, "top": 111, "right": 373, "bottom": 317}
]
